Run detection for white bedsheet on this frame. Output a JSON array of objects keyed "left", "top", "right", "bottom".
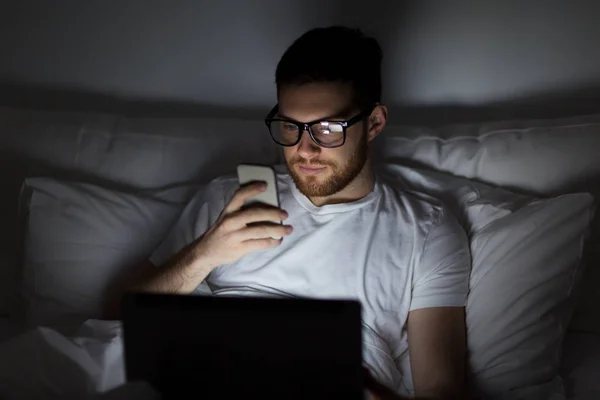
[
  {"left": 0, "top": 319, "right": 598, "bottom": 400},
  {"left": 0, "top": 319, "right": 141, "bottom": 399}
]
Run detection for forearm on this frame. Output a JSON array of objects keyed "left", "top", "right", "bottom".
[
  {"left": 102, "top": 239, "right": 214, "bottom": 320},
  {"left": 366, "top": 382, "right": 462, "bottom": 400},
  {"left": 413, "top": 381, "right": 464, "bottom": 400},
  {"left": 133, "top": 239, "right": 215, "bottom": 295},
  {"left": 410, "top": 376, "right": 464, "bottom": 399}
]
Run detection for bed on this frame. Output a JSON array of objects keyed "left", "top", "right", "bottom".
[{"left": 0, "top": 104, "right": 598, "bottom": 399}]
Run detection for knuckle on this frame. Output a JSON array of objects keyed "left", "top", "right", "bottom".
[
  {"left": 233, "top": 190, "right": 246, "bottom": 201},
  {"left": 271, "top": 210, "right": 283, "bottom": 220},
  {"left": 230, "top": 188, "right": 246, "bottom": 203},
  {"left": 259, "top": 226, "right": 271, "bottom": 237},
  {"left": 246, "top": 208, "right": 260, "bottom": 220},
  {"left": 219, "top": 215, "right": 235, "bottom": 231},
  {"left": 234, "top": 184, "right": 248, "bottom": 195},
  {"left": 239, "top": 183, "right": 258, "bottom": 195},
  {"left": 261, "top": 238, "right": 275, "bottom": 248},
  {"left": 253, "top": 209, "right": 279, "bottom": 223},
  {"left": 244, "top": 240, "right": 260, "bottom": 252}
]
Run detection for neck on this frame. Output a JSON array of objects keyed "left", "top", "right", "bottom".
[{"left": 308, "top": 159, "right": 375, "bottom": 207}]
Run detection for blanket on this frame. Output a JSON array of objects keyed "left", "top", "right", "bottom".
[
  {"left": 0, "top": 319, "right": 570, "bottom": 400},
  {"left": 0, "top": 319, "right": 159, "bottom": 399}
]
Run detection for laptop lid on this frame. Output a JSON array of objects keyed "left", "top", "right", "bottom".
[{"left": 122, "top": 293, "right": 364, "bottom": 399}]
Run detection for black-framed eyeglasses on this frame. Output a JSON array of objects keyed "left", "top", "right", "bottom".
[{"left": 264, "top": 103, "right": 378, "bottom": 148}]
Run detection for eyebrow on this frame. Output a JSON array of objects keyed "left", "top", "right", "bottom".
[{"left": 278, "top": 104, "right": 357, "bottom": 122}]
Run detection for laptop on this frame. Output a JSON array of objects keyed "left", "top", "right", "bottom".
[{"left": 122, "top": 292, "right": 364, "bottom": 399}]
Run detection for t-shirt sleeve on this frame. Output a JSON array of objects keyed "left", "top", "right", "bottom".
[
  {"left": 148, "top": 178, "right": 235, "bottom": 267},
  {"left": 409, "top": 206, "right": 471, "bottom": 312}
]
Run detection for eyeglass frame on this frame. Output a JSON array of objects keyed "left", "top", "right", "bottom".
[{"left": 264, "top": 103, "right": 379, "bottom": 148}]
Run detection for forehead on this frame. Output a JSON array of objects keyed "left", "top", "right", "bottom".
[{"left": 277, "top": 82, "right": 356, "bottom": 122}]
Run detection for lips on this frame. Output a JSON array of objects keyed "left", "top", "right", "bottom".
[{"left": 297, "top": 164, "right": 327, "bottom": 176}]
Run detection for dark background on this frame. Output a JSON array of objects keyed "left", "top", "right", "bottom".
[{"left": 1, "top": 0, "right": 599, "bottom": 124}]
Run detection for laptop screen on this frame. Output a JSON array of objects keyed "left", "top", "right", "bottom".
[{"left": 122, "top": 293, "right": 364, "bottom": 399}]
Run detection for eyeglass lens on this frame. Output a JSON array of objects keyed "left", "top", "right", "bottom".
[{"left": 270, "top": 120, "right": 344, "bottom": 147}]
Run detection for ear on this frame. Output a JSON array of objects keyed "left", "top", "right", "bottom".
[{"left": 366, "top": 104, "right": 387, "bottom": 142}]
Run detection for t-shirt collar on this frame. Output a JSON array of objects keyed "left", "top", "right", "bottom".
[{"left": 289, "top": 175, "right": 381, "bottom": 215}]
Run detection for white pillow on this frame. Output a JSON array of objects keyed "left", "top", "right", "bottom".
[
  {"left": 373, "top": 113, "right": 600, "bottom": 196},
  {"left": 0, "top": 106, "right": 282, "bottom": 316},
  {"left": 0, "top": 107, "right": 282, "bottom": 190},
  {"left": 373, "top": 113, "right": 600, "bottom": 335},
  {"left": 375, "top": 164, "right": 595, "bottom": 398},
  {"left": 18, "top": 178, "right": 196, "bottom": 327}
]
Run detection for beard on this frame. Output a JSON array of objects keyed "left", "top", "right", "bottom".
[{"left": 286, "top": 133, "right": 369, "bottom": 198}]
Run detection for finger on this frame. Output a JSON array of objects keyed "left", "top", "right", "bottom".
[
  {"left": 223, "top": 181, "right": 268, "bottom": 214},
  {"left": 234, "top": 224, "right": 293, "bottom": 242},
  {"left": 225, "top": 207, "right": 288, "bottom": 230},
  {"left": 241, "top": 237, "right": 282, "bottom": 253}
]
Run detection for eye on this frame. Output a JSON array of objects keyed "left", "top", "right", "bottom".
[
  {"left": 282, "top": 123, "right": 297, "bottom": 131},
  {"left": 316, "top": 121, "right": 344, "bottom": 134}
]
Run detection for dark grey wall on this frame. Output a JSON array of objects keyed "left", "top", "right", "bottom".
[
  {"left": 384, "top": 0, "right": 600, "bottom": 106},
  {"left": 1, "top": 0, "right": 599, "bottom": 122}
]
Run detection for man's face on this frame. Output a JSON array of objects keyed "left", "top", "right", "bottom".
[{"left": 278, "top": 82, "right": 370, "bottom": 198}]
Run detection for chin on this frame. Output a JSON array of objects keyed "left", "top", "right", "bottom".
[
  {"left": 292, "top": 170, "right": 337, "bottom": 197},
  {"left": 286, "top": 155, "right": 364, "bottom": 198}
]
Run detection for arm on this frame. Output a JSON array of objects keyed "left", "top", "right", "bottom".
[
  {"left": 102, "top": 238, "right": 219, "bottom": 320},
  {"left": 130, "top": 235, "right": 215, "bottom": 295},
  {"left": 406, "top": 307, "right": 466, "bottom": 399},
  {"left": 364, "top": 307, "right": 465, "bottom": 400},
  {"left": 101, "top": 245, "right": 213, "bottom": 320},
  {"left": 101, "top": 181, "right": 292, "bottom": 320},
  {"left": 406, "top": 206, "right": 471, "bottom": 399},
  {"left": 366, "top": 207, "right": 469, "bottom": 400}
]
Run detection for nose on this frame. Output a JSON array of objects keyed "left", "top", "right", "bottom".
[{"left": 296, "top": 127, "right": 321, "bottom": 159}]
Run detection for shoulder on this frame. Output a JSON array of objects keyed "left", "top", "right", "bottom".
[
  {"left": 180, "top": 173, "right": 239, "bottom": 217},
  {"left": 206, "top": 172, "right": 239, "bottom": 200},
  {"left": 199, "top": 165, "right": 289, "bottom": 207},
  {"left": 377, "top": 176, "right": 469, "bottom": 265},
  {"left": 377, "top": 175, "right": 448, "bottom": 233}
]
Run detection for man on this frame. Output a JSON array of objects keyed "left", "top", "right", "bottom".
[{"left": 110, "top": 27, "right": 470, "bottom": 399}]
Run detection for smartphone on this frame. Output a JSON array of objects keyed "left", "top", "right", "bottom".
[{"left": 236, "top": 164, "right": 282, "bottom": 239}]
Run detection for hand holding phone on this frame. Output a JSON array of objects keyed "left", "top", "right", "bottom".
[
  {"left": 191, "top": 178, "right": 293, "bottom": 270},
  {"left": 236, "top": 164, "right": 284, "bottom": 239},
  {"left": 236, "top": 164, "right": 281, "bottom": 210}
]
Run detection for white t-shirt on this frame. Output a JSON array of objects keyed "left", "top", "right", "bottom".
[{"left": 149, "top": 164, "right": 471, "bottom": 395}]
